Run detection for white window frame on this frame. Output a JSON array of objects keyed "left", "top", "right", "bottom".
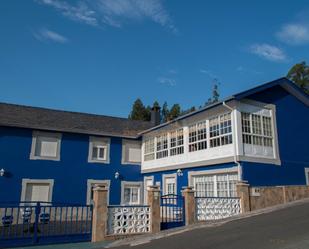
[
  {"left": 86, "top": 179, "right": 110, "bottom": 205},
  {"left": 121, "top": 181, "right": 143, "bottom": 205},
  {"left": 20, "top": 179, "right": 54, "bottom": 203},
  {"left": 188, "top": 121, "right": 207, "bottom": 152},
  {"left": 241, "top": 112, "right": 274, "bottom": 148},
  {"left": 305, "top": 168, "right": 309, "bottom": 185},
  {"left": 143, "top": 176, "right": 154, "bottom": 204},
  {"left": 170, "top": 128, "right": 184, "bottom": 156},
  {"left": 88, "top": 136, "right": 110, "bottom": 164},
  {"left": 162, "top": 173, "right": 177, "bottom": 195},
  {"left": 188, "top": 167, "right": 238, "bottom": 197},
  {"left": 30, "top": 131, "right": 61, "bottom": 161},
  {"left": 209, "top": 112, "right": 233, "bottom": 148},
  {"left": 121, "top": 139, "right": 142, "bottom": 165},
  {"left": 143, "top": 137, "right": 155, "bottom": 161},
  {"left": 156, "top": 133, "right": 168, "bottom": 159}
]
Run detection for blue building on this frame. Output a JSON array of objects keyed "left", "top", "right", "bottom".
[
  {"left": 0, "top": 77, "right": 309, "bottom": 205},
  {"left": 0, "top": 103, "right": 157, "bottom": 205},
  {"left": 140, "top": 78, "right": 309, "bottom": 198}
]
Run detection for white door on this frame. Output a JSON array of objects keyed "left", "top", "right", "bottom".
[{"left": 25, "top": 183, "right": 50, "bottom": 202}]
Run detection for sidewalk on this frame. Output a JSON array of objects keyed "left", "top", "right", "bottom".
[{"left": 11, "top": 241, "right": 111, "bottom": 249}]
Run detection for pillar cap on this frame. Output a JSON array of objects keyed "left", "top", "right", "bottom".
[
  {"left": 93, "top": 184, "right": 108, "bottom": 191},
  {"left": 182, "top": 186, "right": 194, "bottom": 191},
  {"left": 147, "top": 185, "right": 160, "bottom": 191},
  {"left": 236, "top": 180, "right": 249, "bottom": 186}
]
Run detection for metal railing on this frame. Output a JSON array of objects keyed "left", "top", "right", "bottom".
[{"left": 0, "top": 202, "right": 92, "bottom": 247}]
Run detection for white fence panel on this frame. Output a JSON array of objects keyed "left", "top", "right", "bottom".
[
  {"left": 107, "top": 206, "right": 151, "bottom": 235},
  {"left": 196, "top": 197, "right": 241, "bottom": 221}
]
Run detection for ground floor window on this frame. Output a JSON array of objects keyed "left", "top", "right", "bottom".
[
  {"left": 86, "top": 179, "right": 110, "bottom": 205},
  {"left": 121, "top": 181, "right": 142, "bottom": 205},
  {"left": 192, "top": 173, "right": 238, "bottom": 197},
  {"left": 21, "top": 179, "right": 54, "bottom": 203},
  {"left": 163, "top": 174, "right": 177, "bottom": 195}
]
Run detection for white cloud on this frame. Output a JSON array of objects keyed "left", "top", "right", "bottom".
[
  {"left": 249, "top": 43, "right": 287, "bottom": 62},
  {"left": 36, "top": 0, "right": 98, "bottom": 26},
  {"left": 199, "top": 69, "right": 217, "bottom": 79},
  {"left": 168, "top": 69, "right": 178, "bottom": 74},
  {"left": 158, "top": 77, "right": 176, "bottom": 86},
  {"left": 33, "top": 28, "right": 68, "bottom": 43},
  {"left": 236, "top": 66, "right": 263, "bottom": 75},
  {"left": 36, "top": 0, "right": 176, "bottom": 32},
  {"left": 276, "top": 23, "right": 309, "bottom": 45}
]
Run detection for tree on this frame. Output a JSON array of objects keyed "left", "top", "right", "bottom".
[
  {"left": 167, "top": 104, "right": 181, "bottom": 121},
  {"left": 161, "top": 102, "right": 169, "bottom": 123},
  {"left": 287, "top": 61, "right": 309, "bottom": 94},
  {"left": 128, "top": 98, "right": 150, "bottom": 121},
  {"left": 205, "top": 79, "right": 220, "bottom": 106},
  {"left": 152, "top": 101, "right": 160, "bottom": 109},
  {"left": 180, "top": 106, "right": 196, "bottom": 116}
]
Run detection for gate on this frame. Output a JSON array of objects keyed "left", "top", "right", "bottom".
[
  {"left": 0, "top": 202, "right": 92, "bottom": 248},
  {"left": 160, "top": 194, "right": 185, "bottom": 230}
]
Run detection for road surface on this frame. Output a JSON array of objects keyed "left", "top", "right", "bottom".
[{"left": 113, "top": 201, "right": 309, "bottom": 249}]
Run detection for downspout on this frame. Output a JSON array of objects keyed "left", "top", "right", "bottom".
[{"left": 222, "top": 101, "right": 242, "bottom": 181}]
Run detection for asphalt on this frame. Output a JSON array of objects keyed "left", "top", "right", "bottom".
[{"left": 112, "top": 201, "right": 309, "bottom": 249}]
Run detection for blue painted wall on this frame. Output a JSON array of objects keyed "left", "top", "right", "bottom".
[
  {"left": 143, "top": 86, "right": 309, "bottom": 189},
  {"left": 0, "top": 126, "right": 142, "bottom": 204},
  {"left": 241, "top": 85, "right": 309, "bottom": 186},
  {"left": 143, "top": 162, "right": 238, "bottom": 195}
]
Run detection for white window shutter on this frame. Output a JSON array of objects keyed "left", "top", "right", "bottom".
[
  {"left": 25, "top": 183, "right": 50, "bottom": 202},
  {"left": 128, "top": 147, "right": 141, "bottom": 162},
  {"left": 40, "top": 140, "right": 58, "bottom": 157}
]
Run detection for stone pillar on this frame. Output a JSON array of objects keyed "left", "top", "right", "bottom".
[
  {"left": 236, "top": 181, "right": 251, "bottom": 213},
  {"left": 147, "top": 185, "right": 161, "bottom": 233},
  {"left": 182, "top": 186, "right": 196, "bottom": 226},
  {"left": 91, "top": 185, "right": 108, "bottom": 242}
]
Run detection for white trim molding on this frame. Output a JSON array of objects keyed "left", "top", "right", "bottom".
[
  {"left": 20, "top": 178, "right": 54, "bottom": 202},
  {"left": 88, "top": 136, "right": 110, "bottom": 164},
  {"left": 30, "top": 131, "right": 62, "bottom": 161},
  {"left": 121, "top": 139, "right": 142, "bottom": 165},
  {"left": 120, "top": 181, "right": 143, "bottom": 205},
  {"left": 305, "top": 168, "right": 309, "bottom": 185},
  {"left": 86, "top": 179, "right": 110, "bottom": 205},
  {"left": 162, "top": 173, "right": 177, "bottom": 195}
]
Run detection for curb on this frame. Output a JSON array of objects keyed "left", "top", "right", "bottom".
[{"left": 105, "top": 197, "right": 309, "bottom": 248}]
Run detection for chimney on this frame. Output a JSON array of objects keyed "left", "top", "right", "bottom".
[{"left": 151, "top": 106, "right": 161, "bottom": 126}]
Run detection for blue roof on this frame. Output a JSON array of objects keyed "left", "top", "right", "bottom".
[{"left": 140, "top": 77, "right": 309, "bottom": 134}]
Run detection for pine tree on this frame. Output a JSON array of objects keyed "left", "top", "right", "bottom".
[
  {"left": 128, "top": 98, "right": 150, "bottom": 121},
  {"left": 168, "top": 104, "right": 181, "bottom": 121},
  {"left": 205, "top": 79, "right": 220, "bottom": 106},
  {"left": 161, "top": 102, "right": 169, "bottom": 123}
]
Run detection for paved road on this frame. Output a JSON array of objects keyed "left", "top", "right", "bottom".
[{"left": 113, "top": 202, "right": 309, "bottom": 249}]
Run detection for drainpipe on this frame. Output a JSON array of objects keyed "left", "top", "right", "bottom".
[{"left": 222, "top": 101, "right": 242, "bottom": 181}]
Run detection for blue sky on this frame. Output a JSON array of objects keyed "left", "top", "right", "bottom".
[{"left": 1, "top": 0, "right": 309, "bottom": 118}]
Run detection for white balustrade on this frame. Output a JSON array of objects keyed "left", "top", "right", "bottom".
[
  {"left": 196, "top": 197, "right": 241, "bottom": 221},
  {"left": 107, "top": 206, "right": 151, "bottom": 235}
]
